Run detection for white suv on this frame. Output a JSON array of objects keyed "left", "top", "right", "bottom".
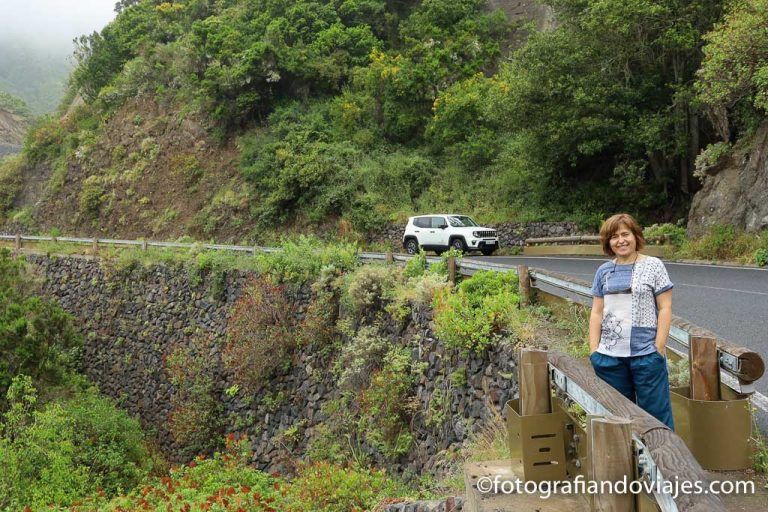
[{"left": 402, "top": 214, "right": 499, "bottom": 256}]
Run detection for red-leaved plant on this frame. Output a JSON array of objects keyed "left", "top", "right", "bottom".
[{"left": 223, "top": 275, "right": 297, "bottom": 393}]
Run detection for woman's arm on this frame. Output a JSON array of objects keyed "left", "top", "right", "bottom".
[
  {"left": 655, "top": 290, "right": 673, "bottom": 353},
  {"left": 589, "top": 296, "right": 604, "bottom": 354}
]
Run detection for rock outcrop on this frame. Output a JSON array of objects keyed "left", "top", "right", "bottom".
[
  {"left": 0, "top": 108, "right": 28, "bottom": 156},
  {"left": 688, "top": 122, "right": 768, "bottom": 236}
]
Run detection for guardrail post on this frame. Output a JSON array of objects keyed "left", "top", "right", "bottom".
[
  {"left": 142, "top": 239, "right": 148, "bottom": 252},
  {"left": 588, "top": 416, "right": 635, "bottom": 512},
  {"left": 519, "top": 348, "right": 551, "bottom": 415},
  {"left": 14, "top": 234, "right": 21, "bottom": 251},
  {"left": 92, "top": 237, "right": 99, "bottom": 254},
  {"left": 385, "top": 251, "right": 394, "bottom": 264},
  {"left": 690, "top": 336, "right": 720, "bottom": 401},
  {"left": 518, "top": 265, "right": 531, "bottom": 306},
  {"left": 447, "top": 256, "right": 456, "bottom": 285}
]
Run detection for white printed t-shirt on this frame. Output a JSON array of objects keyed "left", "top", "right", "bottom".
[{"left": 590, "top": 255, "right": 674, "bottom": 357}]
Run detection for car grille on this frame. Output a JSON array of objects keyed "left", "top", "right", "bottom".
[{"left": 477, "top": 230, "right": 496, "bottom": 238}]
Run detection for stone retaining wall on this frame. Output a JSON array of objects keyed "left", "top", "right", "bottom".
[{"left": 26, "top": 254, "right": 520, "bottom": 481}]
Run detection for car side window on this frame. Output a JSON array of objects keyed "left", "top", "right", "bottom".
[
  {"left": 431, "top": 217, "right": 447, "bottom": 229},
  {"left": 414, "top": 217, "right": 429, "bottom": 228}
]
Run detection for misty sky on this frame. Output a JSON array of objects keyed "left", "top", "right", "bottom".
[{"left": 0, "top": 0, "right": 116, "bottom": 53}]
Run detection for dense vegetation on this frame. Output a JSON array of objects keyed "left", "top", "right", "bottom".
[
  {"left": 10, "top": 0, "right": 768, "bottom": 237},
  {"left": 0, "top": 249, "right": 155, "bottom": 510},
  {"left": 0, "top": 91, "right": 31, "bottom": 119}
]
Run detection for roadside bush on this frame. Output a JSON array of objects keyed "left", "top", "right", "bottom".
[
  {"left": 0, "top": 378, "right": 152, "bottom": 509},
  {"left": 341, "top": 264, "right": 403, "bottom": 317},
  {"left": 336, "top": 325, "right": 392, "bottom": 391},
  {"left": 297, "top": 266, "right": 343, "bottom": 349},
  {"left": 643, "top": 222, "right": 688, "bottom": 247},
  {"left": 432, "top": 270, "right": 521, "bottom": 353},
  {"left": 223, "top": 276, "right": 297, "bottom": 393},
  {"left": 755, "top": 248, "right": 768, "bottom": 267},
  {"left": 388, "top": 272, "right": 450, "bottom": 321},
  {"left": 257, "top": 236, "right": 358, "bottom": 284},
  {"left": 404, "top": 249, "right": 428, "bottom": 279},
  {"left": 678, "top": 225, "right": 758, "bottom": 261}
]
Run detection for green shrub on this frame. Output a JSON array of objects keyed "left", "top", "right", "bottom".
[
  {"left": 23, "top": 115, "right": 66, "bottom": 166},
  {"left": 643, "top": 222, "right": 687, "bottom": 247},
  {"left": 0, "top": 250, "right": 82, "bottom": 402},
  {"left": 0, "top": 379, "right": 153, "bottom": 509},
  {"left": 341, "top": 264, "right": 403, "bottom": 317},
  {"left": 281, "top": 461, "right": 410, "bottom": 512},
  {"left": 755, "top": 248, "right": 768, "bottom": 267},
  {"left": 388, "top": 272, "right": 450, "bottom": 321},
  {"left": 336, "top": 325, "right": 393, "bottom": 391},
  {"left": 694, "top": 142, "right": 732, "bottom": 179},
  {"left": 358, "top": 345, "right": 419, "bottom": 459},
  {"left": 166, "top": 336, "right": 224, "bottom": 458},
  {"left": 89, "top": 436, "right": 278, "bottom": 511},
  {"left": 433, "top": 270, "right": 521, "bottom": 353},
  {"left": 297, "top": 266, "right": 343, "bottom": 349},
  {"left": 679, "top": 225, "right": 756, "bottom": 261},
  {"left": 257, "top": 236, "right": 359, "bottom": 284},
  {"left": 78, "top": 175, "right": 107, "bottom": 217},
  {"left": 403, "top": 249, "right": 428, "bottom": 279}
]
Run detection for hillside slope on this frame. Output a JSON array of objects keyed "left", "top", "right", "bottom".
[
  {"left": 0, "top": 91, "right": 30, "bottom": 154},
  {"left": 3, "top": 0, "right": 757, "bottom": 240}
]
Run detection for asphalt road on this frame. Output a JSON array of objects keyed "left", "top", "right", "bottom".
[{"left": 470, "top": 255, "right": 768, "bottom": 395}]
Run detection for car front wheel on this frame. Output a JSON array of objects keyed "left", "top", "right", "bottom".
[
  {"left": 405, "top": 238, "right": 419, "bottom": 255},
  {"left": 450, "top": 238, "right": 466, "bottom": 253}
]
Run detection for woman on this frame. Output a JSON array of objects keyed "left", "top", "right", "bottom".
[{"left": 588, "top": 213, "right": 675, "bottom": 429}]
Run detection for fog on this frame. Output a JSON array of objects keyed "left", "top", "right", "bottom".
[{"left": 0, "top": 0, "right": 116, "bottom": 55}]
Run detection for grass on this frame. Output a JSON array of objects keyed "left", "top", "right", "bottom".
[{"left": 647, "top": 223, "right": 768, "bottom": 266}]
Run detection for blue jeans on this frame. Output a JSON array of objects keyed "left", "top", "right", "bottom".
[{"left": 590, "top": 351, "right": 675, "bottom": 430}]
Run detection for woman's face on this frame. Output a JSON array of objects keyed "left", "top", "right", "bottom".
[{"left": 610, "top": 223, "right": 637, "bottom": 258}]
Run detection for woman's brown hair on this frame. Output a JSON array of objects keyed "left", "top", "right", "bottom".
[{"left": 599, "top": 213, "right": 645, "bottom": 256}]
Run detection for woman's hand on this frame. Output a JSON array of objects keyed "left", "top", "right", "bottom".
[
  {"left": 655, "top": 289, "right": 672, "bottom": 354},
  {"left": 589, "top": 296, "right": 604, "bottom": 354}
]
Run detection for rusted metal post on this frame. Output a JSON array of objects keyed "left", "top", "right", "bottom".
[
  {"left": 385, "top": 251, "right": 394, "bottom": 264},
  {"left": 588, "top": 416, "right": 636, "bottom": 512},
  {"left": 142, "top": 239, "right": 148, "bottom": 251},
  {"left": 690, "top": 336, "right": 720, "bottom": 401},
  {"left": 518, "top": 265, "right": 531, "bottom": 306},
  {"left": 447, "top": 256, "right": 456, "bottom": 285},
  {"left": 519, "top": 348, "right": 551, "bottom": 415},
  {"left": 14, "top": 234, "right": 21, "bottom": 251},
  {"left": 92, "top": 237, "right": 99, "bottom": 254}
]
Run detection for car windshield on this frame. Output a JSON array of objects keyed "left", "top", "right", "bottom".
[{"left": 448, "top": 216, "right": 478, "bottom": 227}]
